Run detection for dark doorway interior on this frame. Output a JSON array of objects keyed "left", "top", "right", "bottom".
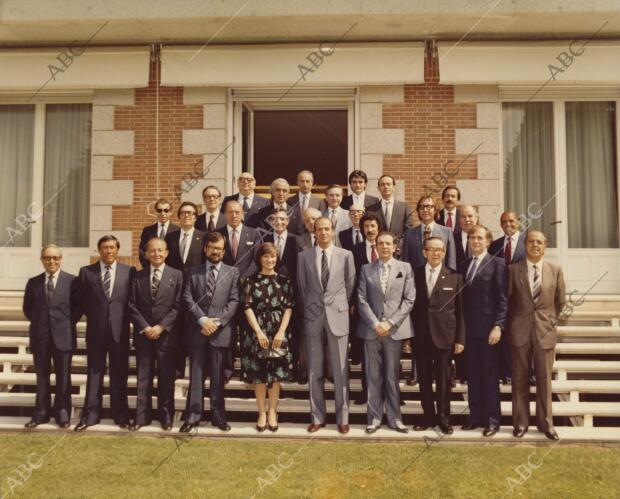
[{"left": 250, "top": 110, "right": 348, "bottom": 187}]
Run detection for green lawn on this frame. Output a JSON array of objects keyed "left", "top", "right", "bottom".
[{"left": 0, "top": 434, "right": 618, "bottom": 498}]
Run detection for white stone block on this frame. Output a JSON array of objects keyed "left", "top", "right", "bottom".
[
  {"left": 91, "top": 180, "right": 134, "bottom": 205},
  {"left": 91, "top": 156, "right": 114, "bottom": 180},
  {"left": 203, "top": 153, "right": 228, "bottom": 178},
  {"left": 360, "top": 103, "right": 383, "bottom": 128},
  {"left": 92, "top": 131, "right": 134, "bottom": 156},
  {"left": 455, "top": 129, "right": 499, "bottom": 155},
  {"left": 184, "top": 87, "right": 227, "bottom": 105},
  {"left": 394, "top": 179, "right": 406, "bottom": 202},
  {"left": 477, "top": 154, "right": 501, "bottom": 180},
  {"left": 92, "top": 106, "right": 115, "bottom": 130},
  {"left": 89, "top": 230, "right": 133, "bottom": 257},
  {"left": 360, "top": 154, "right": 383, "bottom": 178},
  {"left": 182, "top": 129, "right": 227, "bottom": 155},
  {"left": 457, "top": 179, "right": 501, "bottom": 206},
  {"left": 476, "top": 102, "right": 500, "bottom": 129},
  {"left": 90, "top": 205, "right": 112, "bottom": 231},
  {"left": 453, "top": 85, "right": 499, "bottom": 103},
  {"left": 203, "top": 104, "right": 228, "bottom": 129},
  {"left": 478, "top": 205, "right": 503, "bottom": 236},
  {"left": 361, "top": 129, "right": 405, "bottom": 155},
  {"left": 93, "top": 89, "right": 135, "bottom": 106},
  {"left": 360, "top": 85, "right": 405, "bottom": 103}
]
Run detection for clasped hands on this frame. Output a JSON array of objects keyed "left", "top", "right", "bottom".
[
  {"left": 144, "top": 324, "right": 164, "bottom": 340},
  {"left": 374, "top": 321, "right": 392, "bottom": 337},
  {"left": 256, "top": 330, "right": 285, "bottom": 349},
  {"left": 200, "top": 318, "right": 220, "bottom": 336}
]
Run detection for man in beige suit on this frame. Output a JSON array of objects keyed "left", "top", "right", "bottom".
[{"left": 506, "top": 230, "right": 565, "bottom": 440}]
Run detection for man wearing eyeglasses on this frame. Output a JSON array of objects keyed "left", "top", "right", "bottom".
[
  {"left": 221, "top": 173, "right": 269, "bottom": 228},
  {"left": 139, "top": 198, "right": 179, "bottom": 269},
  {"left": 165, "top": 202, "right": 207, "bottom": 273},
  {"left": 23, "top": 245, "right": 80, "bottom": 429},
  {"left": 195, "top": 185, "right": 226, "bottom": 233}
]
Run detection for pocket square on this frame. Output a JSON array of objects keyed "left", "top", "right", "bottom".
[
  {"left": 396, "top": 272, "right": 403, "bottom": 278},
  {"left": 246, "top": 241, "right": 254, "bottom": 246},
  {"left": 442, "top": 287, "right": 454, "bottom": 291}
]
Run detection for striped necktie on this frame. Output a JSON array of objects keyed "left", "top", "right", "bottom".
[
  {"left": 321, "top": 250, "right": 329, "bottom": 290},
  {"left": 532, "top": 264, "right": 541, "bottom": 303},
  {"left": 103, "top": 265, "right": 112, "bottom": 298},
  {"left": 466, "top": 256, "right": 479, "bottom": 283},
  {"left": 205, "top": 265, "right": 217, "bottom": 305},
  {"left": 151, "top": 268, "right": 160, "bottom": 298},
  {"left": 46, "top": 274, "right": 55, "bottom": 304}
]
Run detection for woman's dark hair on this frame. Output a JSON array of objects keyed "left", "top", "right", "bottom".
[{"left": 255, "top": 242, "right": 279, "bottom": 268}]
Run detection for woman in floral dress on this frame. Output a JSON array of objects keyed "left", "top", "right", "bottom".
[{"left": 241, "top": 242, "right": 295, "bottom": 432}]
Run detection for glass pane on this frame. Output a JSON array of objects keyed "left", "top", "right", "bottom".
[
  {"left": 0, "top": 105, "right": 35, "bottom": 247},
  {"left": 43, "top": 104, "right": 92, "bottom": 247},
  {"left": 503, "top": 102, "right": 557, "bottom": 247},
  {"left": 566, "top": 101, "right": 618, "bottom": 248}
]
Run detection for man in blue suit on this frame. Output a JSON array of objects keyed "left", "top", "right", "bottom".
[
  {"left": 489, "top": 210, "right": 526, "bottom": 384},
  {"left": 180, "top": 232, "right": 240, "bottom": 433},
  {"left": 23, "top": 244, "right": 80, "bottom": 428},
  {"left": 459, "top": 225, "right": 507, "bottom": 437}
]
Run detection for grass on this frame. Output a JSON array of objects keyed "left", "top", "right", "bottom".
[{"left": 0, "top": 433, "right": 618, "bottom": 498}]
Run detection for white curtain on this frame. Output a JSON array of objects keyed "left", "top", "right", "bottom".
[
  {"left": 503, "top": 102, "right": 557, "bottom": 247},
  {"left": 43, "top": 104, "right": 92, "bottom": 247},
  {"left": 0, "top": 106, "right": 34, "bottom": 247},
  {"left": 566, "top": 101, "right": 618, "bottom": 248}
]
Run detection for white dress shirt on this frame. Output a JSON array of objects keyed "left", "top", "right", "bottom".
[
  {"left": 504, "top": 231, "right": 520, "bottom": 259},
  {"left": 527, "top": 258, "right": 544, "bottom": 294},
  {"left": 45, "top": 269, "right": 60, "bottom": 292},
  {"left": 100, "top": 260, "right": 117, "bottom": 294},
  {"left": 179, "top": 228, "right": 195, "bottom": 263},
  {"left": 238, "top": 192, "right": 254, "bottom": 209},
  {"left": 351, "top": 226, "right": 363, "bottom": 245},
  {"left": 157, "top": 220, "right": 171, "bottom": 238},
  {"left": 460, "top": 230, "right": 468, "bottom": 253},
  {"left": 315, "top": 243, "right": 334, "bottom": 278},
  {"left": 150, "top": 263, "right": 165, "bottom": 283},
  {"left": 425, "top": 262, "right": 442, "bottom": 295},
  {"left": 421, "top": 221, "right": 436, "bottom": 236},
  {"left": 204, "top": 210, "right": 219, "bottom": 229},
  {"left": 352, "top": 192, "right": 366, "bottom": 207},
  {"left": 444, "top": 209, "right": 457, "bottom": 229},
  {"left": 275, "top": 230, "right": 288, "bottom": 258},
  {"left": 466, "top": 250, "right": 487, "bottom": 279},
  {"left": 365, "top": 239, "right": 376, "bottom": 263}
]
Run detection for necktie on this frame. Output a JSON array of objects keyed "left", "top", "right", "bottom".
[
  {"left": 466, "top": 256, "right": 479, "bottom": 282},
  {"left": 355, "top": 229, "right": 362, "bottom": 245},
  {"left": 384, "top": 202, "right": 392, "bottom": 229},
  {"left": 301, "top": 194, "right": 308, "bottom": 214},
  {"left": 208, "top": 214, "right": 215, "bottom": 232},
  {"left": 151, "top": 268, "right": 160, "bottom": 298},
  {"left": 276, "top": 235, "right": 284, "bottom": 258},
  {"left": 423, "top": 225, "right": 432, "bottom": 240},
  {"left": 158, "top": 224, "right": 165, "bottom": 239},
  {"left": 180, "top": 232, "right": 189, "bottom": 263},
  {"left": 231, "top": 228, "right": 238, "bottom": 260},
  {"left": 321, "top": 250, "right": 329, "bottom": 290},
  {"left": 205, "top": 265, "right": 216, "bottom": 305},
  {"left": 330, "top": 209, "right": 337, "bottom": 229},
  {"left": 312, "top": 235, "right": 317, "bottom": 246},
  {"left": 103, "top": 265, "right": 111, "bottom": 298},
  {"left": 380, "top": 262, "right": 390, "bottom": 293},
  {"left": 427, "top": 268, "right": 435, "bottom": 297},
  {"left": 371, "top": 245, "right": 378, "bottom": 262},
  {"left": 532, "top": 264, "right": 541, "bottom": 303},
  {"left": 242, "top": 197, "right": 249, "bottom": 215},
  {"left": 446, "top": 212, "right": 453, "bottom": 229},
  {"left": 505, "top": 236, "right": 512, "bottom": 264},
  {"left": 46, "top": 274, "right": 54, "bottom": 303}
]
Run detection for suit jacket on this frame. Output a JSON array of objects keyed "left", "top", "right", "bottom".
[
  {"left": 296, "top": 232, "right": 316, "bottom": 252},
  {"left": 23, "top": 270, "right": 80, "bottom": 353},
  {"left": 74, "top": 262, "right": 135, "bottom": 347},
  {"left": 401, "top": 224, "right": 457, "bottom": 271},
  {"left": 296, "top": 246, "right": 356, "bottom": 337},
  {"left": 288, "top": 193, "right": 322, "bottom": 234},
  {"left": 256, "top": 202, "right": 302, "bottom": 236},
  {"left": 183, "top": 263, "right": 240, "bottom": 347},
  {"left": 265, "top": 233, "right": 299, "bottom": 286},
  {"left": 341, "top": 193, "right": 379, "bottom": 210},
  {"left": 453, "top": 228, "right": 469, "bottom": 269},
  {"left": 352, "top": 241, "right": 371, "bottom": 273},
  {"left": 412, "top": 264, "right": 465, "bottom": 349},
  {"left": 128, "top": 265, "right": 184, "bottom": 349},
  {"left": 338, "top": 226, "right": 364, "bottom": 253},
  {"left": 322, "top": 206, "right": 352, "bottom": 242},
  {"left": 490, "top": 232, "right": 526, "bottom": 263},
  {"left": 356, "top": 259, "right": 415, "bottom": 341},
  {"left": 165, "top": 229, "right": 207, "bottom": 272},
  {"left": 367, "top": 199, "right": 414, "bottom": 239},
  {"left": 216, "top": 225, "right": 259, "bottom": 279},
  {"left": 138, "top": 222, "right": 180, "bottom": 269},
  {"left": 437, "top": 208, "right": 460, "bottom": 231},
  {"left": 195, "top": 211, "right": 226, "bottom": 232},
  {"left": 221, "top": 193, "right": 270, "bottom": 228},
  {"left": 458, "top": 254, "right": 507, "bottom": 340},
  {"left": 506, "top": 259, "right": 566, "bottom": 349}
]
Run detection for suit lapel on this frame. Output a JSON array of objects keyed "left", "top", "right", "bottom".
[
  {"left": 141, "top": 268, "right": 153, "bottom": 303},
  {"left": 517, "top": 260, "right": 532, "bottom": 303},
  {"left": 430, "top": 265, "right": 449, "bottom": 302},
  {"left": 372, "top": 260, "right": 384, "bottom": 296},
  {"left": 307, "top": 249, "right": 323, "bottom": 290}
]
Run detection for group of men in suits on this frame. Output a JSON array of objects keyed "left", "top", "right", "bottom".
[{"left": 23, "top": 170, "right": 565, "bottom": 440}]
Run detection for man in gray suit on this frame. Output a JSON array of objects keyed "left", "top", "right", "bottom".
[
  {"left": 289, "top": 170, "right": 323, "bottom": 234},
  {"left": 296, "top": 208, "right": 321, "bottom": 251},
  {"left": 297, "top": 217, "right": 356, "bottom": 434},
  {"left": 322, "top": 184, "right": 352, "bottom": 244},
  {"left": 357, "top": 232, "right": 415, "bottom": 434},
  {"left": 74, "top": 235, "right": 135, "bottom": 431},
  {"left": 180, "top": 232, "right": 240, "bottom": 433},
  {"left": 23, "top": 244, "right": 80, "bottom": 429}
]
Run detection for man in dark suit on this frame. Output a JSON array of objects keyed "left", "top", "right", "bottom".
[
  {"left": 139, "top": 198, "right": 180, "bottom": 269},
  {"left": 180, "top": 232, "right": 240, "bottom": 433},
  {"left": 23, "top": 244, "right": 80, "bottom": 429},
  {"left": 288, "top": 170, "right": 323, "bottom": 234},
  {"left": 220, "top": 172, "right": 269, "bottom": 228},
  {"left": 436, "top": 185, "right": 461, "bottom": 232},
  {"left": 165, "top": 201, "right": 207, "bottom": 272},
  {"left": 216, "top": 200, "right": 260, "bottom": 279},
  {"left": 489, "top": 210, "right": 526, "bottom": 384},
  {"left": 459, "top": 225, "right": 507, "bottom": 437},
  {"left": 367, "top": 174, "right": 414, "bottom": 245},
  {"left": 338, "top": 204, "right": 365, "bottom": 252},
  {"left": 195, "top": 185, "right": 226, "bottom": 232},
  {"left": 296, "top": 208, "right": 322, "bottom": 251},
  {"left": 128, "top": 237, "right": 184, "bottom": 431},
  {"left": 507, "top": 230, "right": 565, "bottom": 441},
  {"left": 341, "top": 170, "right": 379, "bottom": 210},
  {"left": 412, "top": 237, "right": 465, "bottom": 435},
  {"left": 256, "top": 178, "right": 301, "bottom": 235},
  {"left": 74, "top": 235, "right": 135, "bottom": 431}
]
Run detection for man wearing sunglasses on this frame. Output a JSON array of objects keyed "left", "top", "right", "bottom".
[{"left": 139, "top": 198, "right": 179, "bottom": 269}]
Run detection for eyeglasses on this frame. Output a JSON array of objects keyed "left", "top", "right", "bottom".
[
  {"left": 179, "top": 211, "right": 196, "bottom": 217},
  {"left": 156, "top": 208, "right": 170, "bottom": 213},
  {"left": 203, "top": 195, "right": 220, "bottom": 200},
  {"left": 41, "top": 256, "right": 61, "bottom": 261},
  {"left": 424, "top": 247, "right": 444, "bottom": 253},
  {"left": 238, "top": 177, "right": 255, "bottom": 183},
  {"left": 418, "top": 205, "right": 435, "bottom": 210},
  {"left": 207, "top": 245, "right": 225, "bottom": 252}
]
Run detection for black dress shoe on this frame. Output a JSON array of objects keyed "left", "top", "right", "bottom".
[
  {"left": 393, "top": 426, "right": 409, "bottom": 434},
  {"left": 513, "top": 427, "right": 528, "bottom": 438},
  {"left": 74, "top": 422, "right": 88, "bottom": 432},
  {"left": 161, "top": 423, "right": 173, "bottom": 431},
  {"left": 544, "top": 430, "right": 559, "bottom": 441},
  {"left": 406, "top": 376, "right": 418, "bottom": 386},
  {"left": 58, "top": 422, "right": 71, "bottom": 429},
  {"left": 438, "top": 424, "right": 453, "bottom": 435},
  {"left": 213, "top": 422, "right": 231, "bottom": 431},
  {"left": 117, "top": 422, "right": 129, "bottom": 429},
  {"left": 365, "top": 425, "right": 380, "bottom": 434},
  {"left": 353, "top": 396, "right": 367, "bottom": 405},
  {"left": 179, "top": 422, "right": 198, "bottom": 433},
  {"left": 412, "top": 424, "right": 429, "bottom": 431},
  {"left": 483, "top": 426, "right": 499, "bottom": 437},
  {"left": 129, "top": 423, "right": 143, "bottom": 431},
  {"left": 24, "top": 420, "right": 41, "bottom": 429},
  {"left": 461, "top": 422, "right": 481, "bottom": 431},
  {"left": 297, "top": 376, "right": 308, "bottom": 385}
]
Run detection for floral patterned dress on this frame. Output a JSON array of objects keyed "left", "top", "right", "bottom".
[{"left": 240, "top": 272, "right": 295, "bottom": 386}]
